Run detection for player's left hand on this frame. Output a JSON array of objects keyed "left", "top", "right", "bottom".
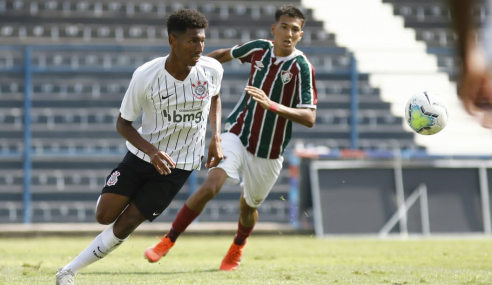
[
  {"left": 245, "top": 86, "right": 273, "bottom": 110},
  {"left": 205, "top": 136, "right": 223, "bottom": 168}
]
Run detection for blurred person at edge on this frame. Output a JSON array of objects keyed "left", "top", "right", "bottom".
[{"left": 448, "top": 0, "right": 492, "bottom": 127}]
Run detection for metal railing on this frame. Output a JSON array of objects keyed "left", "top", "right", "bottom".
[{"left": 379, "top": 183, "right": 430, "bottom": 238}]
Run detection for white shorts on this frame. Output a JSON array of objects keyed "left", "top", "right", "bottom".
[{"left": 212, "top": 132, "right": 284, "bottom": 208}]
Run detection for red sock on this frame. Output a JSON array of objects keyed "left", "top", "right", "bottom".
[
  {"left": 166, "top": 204, "right": 200, "bottom": 242},
  {"left": 233, "top": 221, "right": 255, "bottom": 246}
]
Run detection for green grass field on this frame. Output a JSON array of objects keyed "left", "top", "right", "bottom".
[{"left": 1, "top": 235, "right": 492, "bottom": 284}]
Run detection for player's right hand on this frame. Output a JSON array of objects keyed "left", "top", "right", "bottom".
[
  {"left": 205, "top": 137, "right": 223, "bottom": 168},
  {"left": 149, "top": 150, "right": 176, "bottom": 175},
  {"left": 458, "top": 44, "right": 492, "bottom": 128}
]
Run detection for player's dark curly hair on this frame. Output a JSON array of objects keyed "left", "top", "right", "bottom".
[
  {"left": 167, "top": 9, "right": 208, "bottom": 36},
  {"left": 275, "top": 5, "right": 306, "bottom": 27}
]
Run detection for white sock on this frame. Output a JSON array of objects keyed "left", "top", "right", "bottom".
[{"left": 62, "top": 224, "right": 127, "bottom": 274}]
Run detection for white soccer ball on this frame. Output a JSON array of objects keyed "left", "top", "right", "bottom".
[{"left": 404, "top": 91, "right": 448, "bottom": 135}]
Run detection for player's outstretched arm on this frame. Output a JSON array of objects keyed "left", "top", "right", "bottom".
[
  {"left": 205, "top": 94, "right": 223, "bottom": 168},
  {"left": 448, "top": 0, "right": 484, "bottom": 112},
  {"left": 447, "top": 0, "right": 474, "bottom": 62},
  {"left": 448, "top": 0, "right": 492, "bottom": 127},
  {"left": 207, "top": 48, "right": 234, "bottom": 64},
  {"left": 116, "top": 114, "right": 176, "bottom": 174},
  {"left": 245, "top": 86, "right": 316, "bottom": 128}
]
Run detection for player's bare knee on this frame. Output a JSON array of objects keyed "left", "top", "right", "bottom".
[
  {"left": 239, "top": 203, "right": 258, "bottom": 216},
  {"left": 96, "top": 216, "right": 114, "bottom": 225},
  {"left": 95, "top": 211, "right": 116, "bottom": 225},
  {"left": 119, "top": 218, "right": 138, "bottom": 230},
  {"left": 199, "top": 181, "right": 221, "bottom": 201},
  {"left": 199, "top": 188, "right": 217, "bottom": 201}
]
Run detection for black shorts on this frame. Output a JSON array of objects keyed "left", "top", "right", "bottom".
[{"left": 102, "top": 152, "right": 192, "bottom": 222}]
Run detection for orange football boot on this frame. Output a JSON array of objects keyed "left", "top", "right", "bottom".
[
  {"left": 144, "top": 236, "right": 175, "bottom": 263},
  {"left": 219, "top": 240, "right": 247, "bottom": 271}
]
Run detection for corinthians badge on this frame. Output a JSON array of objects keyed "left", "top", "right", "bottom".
[
  {"left": 192, "top": 81, "right": 208, "bottom": 100},
  {"left": 106, "top": 171, "right": 120, "bottom": 186}
]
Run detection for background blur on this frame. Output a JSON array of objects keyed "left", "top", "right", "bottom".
[{"left": 1, "top": 0, "right": 491, "bottom": 237}]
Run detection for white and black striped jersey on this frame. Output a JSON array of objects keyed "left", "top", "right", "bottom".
[{"left": 120, "top": 55, "right": 223, "bottom": 170}]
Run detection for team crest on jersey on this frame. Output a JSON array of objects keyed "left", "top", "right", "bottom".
[
  {"left": 106, "top": 171, "right": 120, "bottom": 186},
  {"left": 281, "top": 71, "right": 293, "bottom": 84},
  {"left": 192, "top": 81, "right": 208, "bottom": 100}
]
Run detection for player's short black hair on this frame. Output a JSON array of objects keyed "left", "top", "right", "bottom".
[
  {"left": 167, "top": 9, "right": 208, "bottom": 36},
  {"left": 275, "top": 5, "right": 306, "bottom": 27}
]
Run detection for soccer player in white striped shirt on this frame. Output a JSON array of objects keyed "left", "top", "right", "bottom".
[{"left": 56, "top": 9, "right": 224, "bottom": 285}]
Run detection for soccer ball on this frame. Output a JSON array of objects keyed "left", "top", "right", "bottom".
[{"left": 405, "top": 91, "right": 448, "bottom": 135}]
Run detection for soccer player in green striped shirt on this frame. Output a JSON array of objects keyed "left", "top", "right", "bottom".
[{"left": 145, "top": 5, "right": 318, "bottom": 271}]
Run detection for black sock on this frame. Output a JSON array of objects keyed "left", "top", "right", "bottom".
[
  {"left": 233, "top": 235, "right": 246, "bottom": 246},
  {"left": 165, "top": 228, "right": 181, "bottom": 243}
]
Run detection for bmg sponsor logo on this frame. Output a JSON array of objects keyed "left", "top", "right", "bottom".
[{"left": 163, "top": 109, "right": 203, "bottom": 123}]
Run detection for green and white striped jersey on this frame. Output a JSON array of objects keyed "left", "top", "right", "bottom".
[{"left": 225, "top": 39, "right": 317, "bottom": 159}]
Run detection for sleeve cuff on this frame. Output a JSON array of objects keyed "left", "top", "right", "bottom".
[
  {"left": 296, "top": 104, "right": 317, "bottom": 109},
  {"left": 119, "top": 110, "right": 138, "bottom": 122}
]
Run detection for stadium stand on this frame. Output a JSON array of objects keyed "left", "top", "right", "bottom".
[
  {"left": 382, "top": 0, "right": 487, "bottom": 76},
  {"left": 0, "top": 0, "right": 423, "bottom": 223},
  {"left": 304, "top": 0, "right": 492, "bottom": 156}
]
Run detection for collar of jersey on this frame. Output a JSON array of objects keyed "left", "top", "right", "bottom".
[
  {"left": 270, "top": 48, "right": 303, "bottom": 65},
  {"left": 162, "top": 55, "right": 195, "bottom": 83}
]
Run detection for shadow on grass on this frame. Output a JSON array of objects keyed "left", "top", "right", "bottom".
[{"left": 84, "top": 269, "right": 219, "bottom": 276}]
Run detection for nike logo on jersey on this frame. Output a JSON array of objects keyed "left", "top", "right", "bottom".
[
  {"left": 254, "top": 61, "right": 264, "bottom": 71},
  {"left": 153, "top": 212, "right": 160, "bottom": 216},
  {"left": 162, "top": 93, "right": 175, "bottom": 100}
]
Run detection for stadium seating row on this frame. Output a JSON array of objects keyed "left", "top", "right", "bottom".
[
  {"left": 0, "top": 0, "right": 302, "bottom": 19},
  {"left": 0, "top": 51, "right": 349, "bottom": 71},
  {"left": 0, "top": 198, "right": 292, "bottom": 223},
  {"left": 0, "top": 24, "right": 334, "bottom": 46},
  {"left": 0, "top": 167, "right": 290, "bottom": 193},
  {"left": 0, "top": 76, "right": 381, "bottom": 97}
]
